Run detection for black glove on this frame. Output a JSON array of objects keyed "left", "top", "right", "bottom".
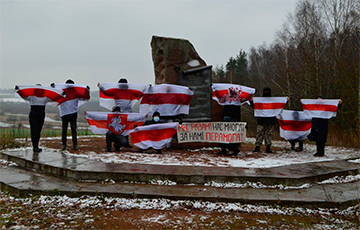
[{"left": 15, "top": 85, "right": 19, "bottom": 90}]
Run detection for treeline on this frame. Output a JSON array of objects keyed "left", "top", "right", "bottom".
[{"left": 214, "top": 0, "right": 359, "bottom": 147}]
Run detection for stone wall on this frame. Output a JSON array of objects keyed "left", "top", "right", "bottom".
[{"left": 151, "top": 36, "right": 207, "bottom": 84}]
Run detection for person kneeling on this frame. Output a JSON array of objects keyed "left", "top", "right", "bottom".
[
  {"left": 138, "top": 111, "right": 165, "bottom": 154},
  {"left": 106, "top": 106, "right": 129, "bottom": 152}
]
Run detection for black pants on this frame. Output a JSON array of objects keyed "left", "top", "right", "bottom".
[
  {"left": 219, "top": 143, "right": 240, "bottom": 153},
  {"left": 62, "top": 116, "right": 77, "bottom": 146},
  {"left": 289, "top": 140, "right": 303, "bottom": 150},
  {"left": 29, "top": 116, "right": 44, "bottom": 149},
  {"left": 106, "top": 131, "right": 129, "bottom": 151}
]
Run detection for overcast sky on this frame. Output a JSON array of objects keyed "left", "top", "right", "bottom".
[{"left": 0, "top": 0, "right": 298, "bottom": 89}]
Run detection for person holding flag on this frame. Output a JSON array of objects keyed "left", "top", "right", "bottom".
[
  {"left": 105, "top": 106, "right": 130, "bottom": 152},
  {"left": 51, "top": 79, "right": 90, "bottom": 150},
  {"left": 277, "top": 110, "right": 312, "bottom": 151},
  {"left": 138, "top": 111, "right": 166, "bottom": 153},
  {"left": 15, "top": 84, "right": 65, "bottom": 152},
  {"left": 301, "top": 95, "right": 342, "bottom": 157},
  {"left": 84, "top": 107, "right": 146, "bottom": 152},
  {"left": 98, "top": 78, "right": 147, "bottom": 113},
  {"left": 250, "top": 87, "right": 288, "bottom": 153},
  {"left": 130, "top": 111, "right": 177, "bottom": 154}
]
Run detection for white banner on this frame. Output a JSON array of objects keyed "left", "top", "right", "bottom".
[{"left": 177, "top": 122, "right": 246, "bottom": 143}]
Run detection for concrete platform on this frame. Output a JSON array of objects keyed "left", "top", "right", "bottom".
[
  {"left": 1, "top": 149, "right": 359, "bottom": 186},
  {"left": 1, "top": 148, "right": 360, "bottom": 208}
]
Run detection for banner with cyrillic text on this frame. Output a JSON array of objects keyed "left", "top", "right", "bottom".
[{"left": 177, "top": 122, "right": 246, "bottom": 143}]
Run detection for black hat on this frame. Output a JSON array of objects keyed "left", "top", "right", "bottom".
[
  {"left": 316, "top": 95, "right": 325, "bottom": 99},
  {"left": 152, "top": 111, "right": 160, "bottom": 117},
  {"left": 118, "top": 78, "right": 128, "bottom": 83},
  {"left": 262, "top": 87, "right": 272, "bottom": 97},
  {"left": 112, "top": 106, "right": 121, "bottom": 112},
  {"left": 66, "top": 79, "right": 75, "bottom": 84}
]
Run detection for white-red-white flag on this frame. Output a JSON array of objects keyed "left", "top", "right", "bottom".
[
  {"left": 53, "top": 83, "right": 90, "bottom": 117},
  {"left": 15, "top": 85, "right": 64, "bottom": 105},
  {"left": 212, "top": 83, "right": 255, "bottom": 106},
  {"left": 253, "top": 97, "right": 287, "bottom": 117},
  {"left": 301, "top": 99, "right": 340, "bottom": 119},
  {"left": 139, "top": 84, "right": 193, "bottom": 116},
  {"left": 98, "top": 83, "right": 147, "bottom": 112},
  {"left": 277, "top": 110, "right": 312, "bottom": 141},
  {"left": 130, "top": 122, "right": 178, "bottom": 150},
  {"left": 85, "top": 111, "right": 146, "bottom": 136}
]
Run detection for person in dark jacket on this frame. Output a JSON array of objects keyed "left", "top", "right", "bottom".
[
  {"left": 106, "top": 106, "right": 129, "bottom": 152},
  {"left": 250, "top": 87, "right": 277, "bottom": 153},
  {"left": 216, "top": 105, "right": 241, "bottom": 156},
  {"left": 309, "top": 95, "right": 342, "bottom": 157},
  {"left": 139, "top": 111, "right": 165, "bottom": 153},
  {"left": 217, "top": 116, "right": 240, "bottom": 156}
]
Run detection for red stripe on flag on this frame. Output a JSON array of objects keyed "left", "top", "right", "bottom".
[
  {"left": 63, "top": 87, "right": 90, "bottom": 102},
  {"left": 212, "top": 89, "right": 228, "bottom": 98},
  {"left": 17, "top": 88, "right": 63, "bottom": 103},
  {"left": 254, "top": 103, "right": 286, "bottom": 110},
  {"left": 302, "top": 104, "right": 337, "bottom": 112},
  {"left": 100, "top": 89, "right": 143, "bottom": 100},
  {"left": 131, "top": 128, "right": 177, "bottom": 144},
  {"left": 87, "top": 119, "right": 108, "bottom": 129},
  {"left": 278, "top": 120, "right": 312, "bottom": 131},
  {"left": 141, "top": 93, "right": 193, "bottom": 105}
]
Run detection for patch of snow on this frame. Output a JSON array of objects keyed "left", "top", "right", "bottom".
[
  {"left": 348, "top": 158, "right": 360, "bottom": 163},
  {"left": 60, "top": 140, "right": 360, "bottom": 168},
  {"left": 318, "top": 175, "right": 360, "bottom": 184},
  {"left": 0, "top": 159, "right": 18, "bottom": 167}
]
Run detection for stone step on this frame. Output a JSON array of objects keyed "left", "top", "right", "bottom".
[
  {"left": 1, "top": 163, "right": 359, "bottom": 209},
  {"left": 1, "top": 149, "right": 360, "bottom": 186}
]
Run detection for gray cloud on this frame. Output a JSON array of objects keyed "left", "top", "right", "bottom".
[{"left": 0, "top": 0, "right": 297, "bottom": 89}]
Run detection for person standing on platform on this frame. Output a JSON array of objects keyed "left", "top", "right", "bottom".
[{"left": 51, "top": 79, "right": 90, "bottom": 150}]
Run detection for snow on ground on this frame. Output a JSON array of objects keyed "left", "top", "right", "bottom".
[
  {"left": 2, "top": 192, "right": 358, "bottom": 217},
  {"left": 58, "top": 137, "right": 360, "bottom": 168}
]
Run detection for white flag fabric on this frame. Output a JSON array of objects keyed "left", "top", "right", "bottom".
[
  {"left": 53, "top": 83, "right": 90, "bottom": 117},
  {"left": 15, "top": 85, "right": 64, "bottom": 105},
  {"left": 85, "top": 111, "right": 146, "bottom": 136},
  {"left": 130, "top": 122, "right": 178, "bottom": 150},
  {"left": 98, "top": 83, "right": 147, "bottom": 112},
  {"left": 253, "top": 97, "right": 287, "bottom": 117},
  {"left": 212, "top": 83, "right": 255, "bottom": 106},
  {"left": 277, "top": 110, "right": 312, "bottom": 141},
  {"left": 301, "top": 99, "right": 339, "bottom": 119},
  {"left": 139, "top": 84, "right": 193, "bottom": 116}
]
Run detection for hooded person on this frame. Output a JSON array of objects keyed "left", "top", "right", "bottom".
[
  {"left": 250, "top": 87, "right": 278, "bottom": 153},
  {"left": 139, "top": 111, "right": 165, "bottom": 153}
]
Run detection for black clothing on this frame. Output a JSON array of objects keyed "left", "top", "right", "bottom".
[
  {"left": 218, "top": 107, "right": 240, "bottom": 155},
  {"left": 308, "top": 103, "right": 342, "bottom": 143},
  {"left": 289, "top": 140, "right": 303, "bottom": 151},
  {"left": 308, "top": 101, "right": 341, "bottom": 156},
  {"left": 29, "top": 105, "right": 45, "bottom": 119},
  {"left": 62, "top": 114, "right": 77, "bottom": 147},
  {"left": 222, "top": 105, "right": 241, "bottom": 122},
  {"left": 106, "top": 131, "right": 129, "bottom": 151},
  {"left": 309, "top": 118, "right": 329, "bottom": 143},
  {"left": 29, "top": 106, "right": 45, "bottom": 150}
]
